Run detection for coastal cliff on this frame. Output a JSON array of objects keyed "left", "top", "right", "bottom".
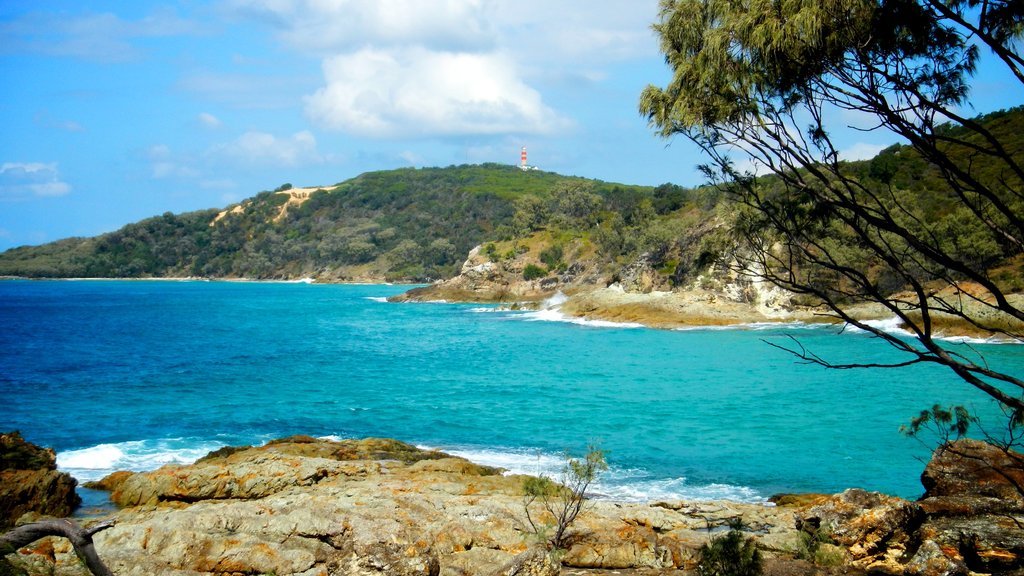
[{"left": 4, "top": 435, "right": 1023, "bottom": 576}]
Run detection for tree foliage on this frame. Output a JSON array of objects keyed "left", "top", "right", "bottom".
[
  {"left": 522, "top": 445, "right": 607, "bottom": 551},
  {"left": 697, "top": 519, "right": 763, "bottom": 576},
  {"left": 641, "top": 0, "right": 1024, "bottom": 422}
]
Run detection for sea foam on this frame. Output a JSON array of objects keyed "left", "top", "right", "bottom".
[
  {"left": 512, "top": 291, "right": 644, "bottom": 329},
  {"left": 428, "top": 444, "right": 765, "bottom": 504},
  {"left": 57, "top": 438, "right": 228, "bottom": 482}
]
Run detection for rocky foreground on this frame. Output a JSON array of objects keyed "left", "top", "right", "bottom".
[{"left": 2, "top": 435, "right": 1023, "bottom": 576}]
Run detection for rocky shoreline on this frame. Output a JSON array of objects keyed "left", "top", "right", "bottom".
[
  {"left": 392, "top": 244, "right": 1024, "bottom": 340},
  {"left": 3, "top": 434, "right": 1023, "bottom": 576}
]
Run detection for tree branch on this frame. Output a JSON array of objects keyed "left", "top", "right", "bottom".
[{"left": 0, "top": 519, "right": 115, "bottom": 576}]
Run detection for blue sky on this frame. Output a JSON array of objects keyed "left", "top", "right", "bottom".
[{"left": 1, "top": 1, "right": 1022, "bottom": 251}]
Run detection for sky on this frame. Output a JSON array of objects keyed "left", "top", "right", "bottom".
[{"left": 1, "top": 1, "right": 1022, "bottom": 251}]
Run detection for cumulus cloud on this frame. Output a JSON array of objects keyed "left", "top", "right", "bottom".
[
  {"left": 221, "top": 0, "right": 656, "bottom": 139},
  {"left": 213, "top": 130, "right": 324, "bottom": 166},
  {"left": 0, "top": 163, "right": 72, "bottom": 199},
  {"left": 305, "top": 47, "right": 568, "bottom": 137}
]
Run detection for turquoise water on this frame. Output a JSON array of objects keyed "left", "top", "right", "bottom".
[{"left": 1, "top": 280, "right": 1020, "bottom": 501}]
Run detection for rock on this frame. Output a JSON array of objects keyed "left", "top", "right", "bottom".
[
  {"left": 7, "top": 436, "right": 803, "bottom": 576},
  {"left": 488, "top": 548, "right": 558, "bottom": 576},
  {"left": 0, "top": 432, "right": 79, "bottom": 529},
  {"left": 802, "top": 489, "right": 924, "bottom": 558},
  {"left": 801, "top": 440, "right": 1024, "bottom": 576},
  {"left": 920, "top": 438, "right": 1024, "bottom": 506}
]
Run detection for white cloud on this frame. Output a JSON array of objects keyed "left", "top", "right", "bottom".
[
  {"left": 398, "top": 150, "right": 424, "bottom": 165},
  {"left": 223, "top": 0, "right": 495, "bottom": 54},
  {"left": 221, "top": 0, "right": 657, "bottom": 138},
  {"left": 839, "top": 142, "right": 888, "bottom": 162},
  {"left": 0, "top": 9, "right": 204, "bottom": 63},
  {"left": 305, "top": 47, "right": 569, "bottom": 137},
  {"left": 33, "top": 112, "right": 85, "bottom": 132},
  {"left": 146, "top": 145, "right": 200, "bottom": 179},
  {"left": 198, "top": 112, "right": 223, "bottom": 129},
  {"left": 213, "top": 130, "right": 324, "bottom": 166},
  {"left": 0, "top": 163, "right": 72, "bottom": 199}
]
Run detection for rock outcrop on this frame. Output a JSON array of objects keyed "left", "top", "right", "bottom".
[
  {"left": 800, "top": 439, "right": 1024, "bottom": 576},
  {"left": 0, "top": 432, "right": 79, "bottom": 530},
  {"left": 6, "top": 436, "right": 799, "bottom": 576}
]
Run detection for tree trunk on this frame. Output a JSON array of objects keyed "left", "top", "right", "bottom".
[{"left": 0, "top": 519, "right": 114, "bottom": 576}]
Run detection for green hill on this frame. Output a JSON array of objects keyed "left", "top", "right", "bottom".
[{"left": 0, "top": 164, "right": 662, "bottom": 282}]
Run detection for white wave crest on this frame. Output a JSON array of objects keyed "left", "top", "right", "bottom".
[
  {"left": 364, "top": 296, "right": 389, "bottom": 303},
  {"left": 437, "top": 446, "right": 567, "bottom": 478},
  {"left": 57, "top": 438, "right": 227, "bottom": 482},
  {"left": 518, "top": 308, "right": 644, "bottom": 328},
  {"left": 508, "top": 292, "right": 643, "bottom": 329},
  {"left": 430, "top": 444, "right": 764, "bottom": 504}
]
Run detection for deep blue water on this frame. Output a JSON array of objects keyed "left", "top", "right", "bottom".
[{"left": 1, "top": 280, "right": 1020, "bottom": 501}]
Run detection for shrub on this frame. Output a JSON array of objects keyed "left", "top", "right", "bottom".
[
  {"left": 794, "top": 526, "right": 845, "bottom": 566},
  {"left": 697, "top": 520, "right": 763, "bottom": 576},
  {"left": 539, "top": 244, "right": 564, "bottom": 269},
  {"left": 523, "top": 263, "right": 547, "bottom": 281},
  {"left": 523, "top": 445, "right": 607, "bottom": 550}
]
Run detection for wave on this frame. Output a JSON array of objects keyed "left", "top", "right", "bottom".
[
  {"left": 845, "top": 316, "right": 1020, "bottom": 346},
  {"left": 508, "top": 291, "right": 645, "bottom": 329},
  {"left": 674, "top": 321, "right": 823, "bottom": 333},
  {"left": 59, "top": 436, "right": 765, "bottom": 504},
  {"left": 364, "top": 296, "right": 390, "bottom": 303},
  {"left": 56, "top": 438, "right": 231, "bottom": 482},
  {"left": 430, "top": 444, "right": 765, "bottom": 504}
]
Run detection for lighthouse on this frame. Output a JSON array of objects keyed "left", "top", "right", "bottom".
[{"left": 519, "top": 146, "right": 538, "bottom": 171}]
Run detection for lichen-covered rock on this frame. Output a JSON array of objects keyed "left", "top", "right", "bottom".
[
  {"left": 801, "top": 488, "right": 924, "bottom": 566},
  {"left": 0, "top": 432, "right": 79, "bottom": 529},
  {"left": 801, "top": 440, "right": 1024, "bottom": 576},
  {"left": 8, "top": 436, "right": 801, "bottom": 576},
  {"left": 920, "top": 438, "right": 1024, "bottom": 509}
]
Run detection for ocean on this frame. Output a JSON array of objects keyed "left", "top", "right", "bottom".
[{"left": 1, "top": 280, "right": 1020, "bottom": 502}]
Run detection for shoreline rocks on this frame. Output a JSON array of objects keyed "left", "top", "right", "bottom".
[
  {"left": 5, "top": 436, "right": 1023, "bottom": 575},
  {"left": 798, "top": 439, "right": 1024, "bottom": 575},
  {"left": 0, "top": 432, "right": 80, "bottom": 530},
  {"left": 5, "top": 437, "right": 803, "bottom": 576}
]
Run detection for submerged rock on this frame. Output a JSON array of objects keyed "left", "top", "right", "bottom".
[{"left": 0, "top": 432, "right": 79, "bottom": 529}]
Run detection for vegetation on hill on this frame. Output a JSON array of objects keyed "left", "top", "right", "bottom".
[{"left": 0, "top": 164, "right": 668, "bottom": 282}]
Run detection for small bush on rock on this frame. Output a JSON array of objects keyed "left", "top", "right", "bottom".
[
  {"left": 697, "top": 520, "right": 763, "bottom": 576},
  {"left": 523, "top": 263, "right": 547, "bottom": 281},
  {"left": 522, "top": 445, "right": 607, "bottom": 551}
]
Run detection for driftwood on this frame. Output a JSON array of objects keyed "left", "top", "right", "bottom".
[{"left": 0, "top": 519, "right": 114, "bottom": 576}]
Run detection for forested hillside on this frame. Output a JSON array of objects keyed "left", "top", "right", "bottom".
[{"left": 0, "top": 164, "right": 662, "bottom": 281}]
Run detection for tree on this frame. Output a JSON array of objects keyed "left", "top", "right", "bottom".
[
  {"left": 522, "top": 445, "right": 607, "bottom": 550},
  {"left": 640, "top": 0, "right": 1024, "bottom": 429}
]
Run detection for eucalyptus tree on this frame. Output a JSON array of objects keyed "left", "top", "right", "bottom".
[{"left": 640, "top": 0, "right": 1024, "bottom": 433}]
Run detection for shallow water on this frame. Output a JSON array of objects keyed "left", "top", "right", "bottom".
[{"left": 1, "top": 280, "right": 1020, "bottom": 501}]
